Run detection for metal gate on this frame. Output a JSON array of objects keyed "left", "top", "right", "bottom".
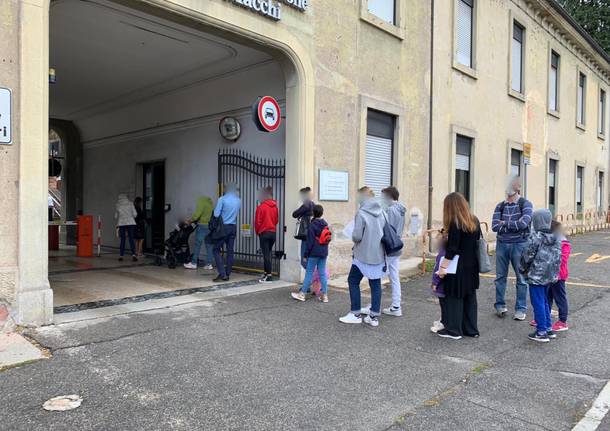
[{"left": 218, "top": 149, "right": 286, "bottom": 274}]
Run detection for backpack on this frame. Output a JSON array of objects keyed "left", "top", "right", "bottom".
[
  {"left": 381, "top": 214, "right": 404, "bottom": 255},
  {"left": 318, "top": 226, "right": 332, "bottom": 245}
]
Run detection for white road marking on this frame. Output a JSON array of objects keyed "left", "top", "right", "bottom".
[{"left": 573, "top": 380, "right": 610, "bottom": 431}]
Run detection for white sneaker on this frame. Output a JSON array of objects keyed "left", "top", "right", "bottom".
[
  {"left": 203, "top": 264, "right": 213, "bottom": 270},
  {"left": 183, "top": 262, "right": 197, "bottom": 270},
  {"left": 291, "top": 292, "right": 306, "bottom": 302},
  {"left": 360, "top": 305, "right": 371, "bottom": 315},
  {"left": 339, "top": 312, "right": 362, "bottom": 324},
  {"left": 382, "top": 306, "right": 402, "bottom": 317},
  {"left": 430, "top": 320, "right": 444, "bottom": 333},
  {"left": 364, "top": 315, "right": 379, "bottom": 327}
]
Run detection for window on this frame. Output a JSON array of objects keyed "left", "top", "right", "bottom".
[
  {"left": 577, "top": 72, "right": 586, "bottom": 126},
  {"left": 600, "top": 89, "right": 607, "bottom": 136},
  {"left": 549, "top": 51, "right": 560, "bottom": 112},
  {"left": 511, "top": 21, "right": 525, "bottom": 94},
  {"left": 576, "top": 166, "right": 584, "bottom": 213},
  {"left": 367, "top": 0, "right": 396, "bottom": 25},
  {"left": 456, "top": 0, "right": 474, "bottom": 68},
  {"left": 511, "top": 149, "right": 522, "bottom": 177},
  {"left": 598, "top": 171, "right": 605, "bottom": 211},
  {"left": 455, "top": 135, "right": 472, "bottom": 201},
  {"left": 365, "top": 109, "right": 395, "bottom": 197},
  {"left": 548, "top": 159, "right": 558, "bottom": 215}
]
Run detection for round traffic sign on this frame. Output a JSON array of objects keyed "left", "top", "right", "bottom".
[{"left": 256, "top": 96, "right": 281, "bottom": 132}]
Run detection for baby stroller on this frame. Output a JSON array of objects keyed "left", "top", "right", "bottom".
[{"left": 155, "top": 222, "right": 195, "bottom": 269}]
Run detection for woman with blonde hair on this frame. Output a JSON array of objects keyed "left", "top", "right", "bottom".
[{"left": 436, "top": 192, "right": 481, "bottom": 339}]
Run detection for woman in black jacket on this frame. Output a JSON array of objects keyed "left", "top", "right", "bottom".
[
  {"left": 437, "top": 192, "right": 481, "bottom": 340},
  {"left": 292, "top": 186, "right": 315, "bottom": 268}
]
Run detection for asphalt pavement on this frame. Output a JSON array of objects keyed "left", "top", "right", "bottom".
[{"left": 1, "top": 230, "right": 609, "bottom": 431}]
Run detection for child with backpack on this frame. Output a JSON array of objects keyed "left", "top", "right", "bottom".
[
  {"left": 519, "top": 209, "right": 562, "bottom": 343},
  {"left": 549, "top": 220, "right": 570, "bottom": 331},
  {"left": 291, "top": 204, "right": 332, "bottom": 303},
  {"left": 430, "top": 229, "right": 447, "bottom": 333}
]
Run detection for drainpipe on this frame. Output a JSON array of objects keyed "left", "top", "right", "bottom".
[{"left": 427, "top": 0, "right": 435, "bottom": 230}]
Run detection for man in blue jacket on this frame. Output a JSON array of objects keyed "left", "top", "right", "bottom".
[
  {"left": 212, "top": 184, "right": 241, "bottom": 282},
  {"left": 492, "top": 175, "right": 533, "bottom": 320}
]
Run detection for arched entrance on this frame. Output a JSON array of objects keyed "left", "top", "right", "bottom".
[{"left": 16, "top": 0, "right": 314, "bottom": 325}]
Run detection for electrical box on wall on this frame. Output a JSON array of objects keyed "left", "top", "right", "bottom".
[{"left": 0, "top": 88, "right": 12, "bottom": 144}]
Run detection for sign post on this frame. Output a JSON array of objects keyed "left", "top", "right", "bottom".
[{"left": 523, "top": 143, "right": 532, "bottom": 199}]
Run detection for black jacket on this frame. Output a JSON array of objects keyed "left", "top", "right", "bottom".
[
  {"left": 305, "top": 218, "right": 329, "bottom": 259},
  {"left": 292, "top": 200, "right": 314, "bottom": 220}
]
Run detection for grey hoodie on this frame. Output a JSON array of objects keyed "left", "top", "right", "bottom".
[
  {"left": 386, "top": 201, "right": 406, "bottom": 256},
  {"left": 352, "top": 198, "right": 386, "bottom": 265},
  {"left": 519, "top": 209, "right": 561, "bottom": 285}
]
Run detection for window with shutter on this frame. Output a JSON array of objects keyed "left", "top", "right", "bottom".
[
  {"left": 549, "top": 52, "right": 559, "bottom": 112},
  {"left": 599, "top": 89, "right": 606, "bottom": 135},
  {"left": 576, "top": 166, "right": 584, "bottom": 213},
  {"left": 548, "top": 159, "right": 557, "bottom": 215},
  {"left": 511, "top": 149, "right": 522, "bottom": 177},
  {"left": 511, "top": 22, "right": 524, "bottom": 93},
  {"left": 367, "top": 0, "right": 396, "bottom": 25},
  {"left": 578, "top": 73, "right": 586, "bottom": 125},
  {"left": 455, "top": 135, "right": 472, "bottom": 201},
  {"left": 456, "top": 0, "right": 474, "bottom": 68},
  {"left": 365, "top": 109, "right": 395, "bottom": 197}
]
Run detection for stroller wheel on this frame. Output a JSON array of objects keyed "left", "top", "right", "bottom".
[
  {"left": 155, "top": 256, "right": 163, "bottom": 266},
  {"left": 167, "top": 256, "right": 177, "bottom": 269}
]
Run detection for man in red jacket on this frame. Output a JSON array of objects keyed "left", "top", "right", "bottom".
[{"left": 255, "top": 186, "right": 279, "bottom": 283}]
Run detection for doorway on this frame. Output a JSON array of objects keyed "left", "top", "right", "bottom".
[{"left": 141, "top": 161, "right": 166, "bottom": 254}]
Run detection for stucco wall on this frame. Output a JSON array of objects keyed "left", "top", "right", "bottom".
[{"left": 432, "top": 0, "right": 610, "bottom": 227}]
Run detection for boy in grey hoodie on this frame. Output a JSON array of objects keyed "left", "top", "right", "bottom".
[
  {"left": 382, "top": 187, "right": 406, "bottom": 316},
  {"left": 519, "top": 209, "right": 561, "bottom": 343},
  {"left": 339, "top": 187, "right": 386, "bottom": 327}
]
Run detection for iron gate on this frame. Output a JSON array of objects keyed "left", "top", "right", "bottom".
[{"left": 218, "top": 149, "right": 286, "bottom": 274}]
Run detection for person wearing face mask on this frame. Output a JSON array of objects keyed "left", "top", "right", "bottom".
[
  {"left": 339, "top": 186, "right": 386, "bottom": 327},
  {"left": 292, "top": 187, "right": 315, "bottom": 269},
  {"left": 491, "top": 175, "right": 533, "bottom": 320},
  {"left": 361, "top": 186, "right": 406, "bottom": 317}
]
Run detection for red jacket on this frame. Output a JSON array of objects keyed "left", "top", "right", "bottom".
[{"left": 255, "top": 199, "right": 279, "bottom": 235}]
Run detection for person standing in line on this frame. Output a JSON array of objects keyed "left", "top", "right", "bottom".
[
  {"left": 184, "top": 195, "right": 215, "bottom": 270},
  {"left": 519, "top": 209, "right": 562, "bottom": 343},
  {"left": 491, "top": 175, "right": 533, "bottom": 320},
  {"left": 292, "top": 187, "right": 315, "bottom": 268},
  {"left": 115, "top": 193, "right": 138, "bottom": 262},
  {"left": 437, "top": 192, "right": 481, "bottom": 340},
  {"left": 212, "top": 184, "right": 241, "bottom": 282},
  {"left": 291, "top": 204, "right": 331, "bottom": 303},
  {"left": 255, "top": 186, "right": 279, "bottom": 283},
  {"left": 134, "top": 197, "right": 146, "bottom": 257},
  {"left": 381, "top": 186, "right": 406, "bottom": 316},
  {"left": 339, "top": 187, "right": 386, "bottom": 328},
  {"left": 430, "top": 229, "right": 447, "bottom": 333}
]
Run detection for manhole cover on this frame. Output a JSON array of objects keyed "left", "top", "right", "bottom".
[{"left": 43, "top": 395, "right": 82, "bottom": 411}]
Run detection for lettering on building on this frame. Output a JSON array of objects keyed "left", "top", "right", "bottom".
[{"left": 224, "top": 0, "right": 308, "bottom": 21}]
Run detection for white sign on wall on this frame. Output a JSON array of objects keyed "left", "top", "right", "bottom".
[
  {"left": 319, "top": 169, "right": 349, "bottom": 202},
  {"left": 0, "top": 88, "right": 12, "bottom": 144},
  {"left": 224, "top": 0, "right": 308, "bottom": 21}
]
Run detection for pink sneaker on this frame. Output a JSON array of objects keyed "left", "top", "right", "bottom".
[
  {"left": 529, "top": 319, "right": 536, "bottom": 327},
  {"left": 552, "top": 321, "right": 569, "bottom": 332}
]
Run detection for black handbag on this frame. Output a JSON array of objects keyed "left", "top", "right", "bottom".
[
  {"left": 208, "top": 215, "right": 226, "bottom": 241},
  {"left": 294, "top": 217, "right": 310, "bottom": 240}
]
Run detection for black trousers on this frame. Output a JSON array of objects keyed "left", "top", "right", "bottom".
[
  {"left": 444, "top": 291, "right": 479, "bottom": 337},
  {"left": 259, "top": 231, "right": 276, "bottom": 275}
]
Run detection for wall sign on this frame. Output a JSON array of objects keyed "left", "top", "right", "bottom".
[
  {"left": 319, "top": 169, "right": 349, "bottom": 202},
  {"left": 252, "top": 96, "right": 281, "bottom": 133},
  {"left": 523, "top": 143, "right": 532, "bottom": 165},
  {"left": 224, "top": 0, "right": 308, "bottom": 21},
  {"left": 0, "top": 88, "right": 12, "bottom": 144}
]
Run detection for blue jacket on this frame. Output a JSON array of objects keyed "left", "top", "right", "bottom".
[
  {"left": 305, "top": 218, "right": 329, "bottom": 259},
  {"left": 213, "top": 192, "right": 241, "bottom": 225}
]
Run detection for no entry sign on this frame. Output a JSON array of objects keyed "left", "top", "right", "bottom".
[{"left": 252, "top": 96, "right": 281, "bottom": 133}]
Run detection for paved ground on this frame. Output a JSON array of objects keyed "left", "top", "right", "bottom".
[{"left": 1, "top": 230, "right": 609, "bottom": 430}]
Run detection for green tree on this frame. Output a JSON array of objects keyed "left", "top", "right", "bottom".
[{"left": 557, "top": 0, "right": 610, "bottom": 55}]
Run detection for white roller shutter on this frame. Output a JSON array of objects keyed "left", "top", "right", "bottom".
[
  {"left": 456, "top": 154, "right": 470, "bottom": 171},
  {"left": 365, "top": 135, "right": 393, "bottom": 197},
  {"left": 456, "top": 0, "right": 473, "bottom": 68}
]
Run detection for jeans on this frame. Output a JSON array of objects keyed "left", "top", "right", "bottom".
[
  {"left": 213, "top": 224, "right": 237, "bottom": 278},
  {"left": 300, "top": 257, "right": 328, "bottom": 295},
  {"left": 259, "top": 231, "right": 276, "bottom": 275},
  {"left": 548, "top": 280, "right": 569, "bottom": 322},
  {"left": 494, "top": 241, "right": 528, "bottom": 312},
  {"left": 299, "top": 240, "right": 307, "bottom": 269},
  {"left": 386, "top": 255, "right": 401, "bottom": 309},
  {"left": 191, "top": 224, "right": 214, "bottom": 266},
  {"left": 119, "top": 225, "right": 136, "bottom": 257},
  {"left": 530, "top": 284, "right": 551, "bottom": 333},
  {"left": 347, "top": 265, "right": 382, "bottom": 316}
]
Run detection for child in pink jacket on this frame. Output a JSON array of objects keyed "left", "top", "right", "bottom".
[{"left": 548, "top": 220, "right": 570, "bottom": 331}]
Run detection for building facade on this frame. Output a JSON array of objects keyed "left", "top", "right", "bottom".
[
  {"left": 431, "top": 0, "right": 610, "bottom": 227},
  {"left": 0, "top": 0, "right": 432, "bottom": 325}
]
